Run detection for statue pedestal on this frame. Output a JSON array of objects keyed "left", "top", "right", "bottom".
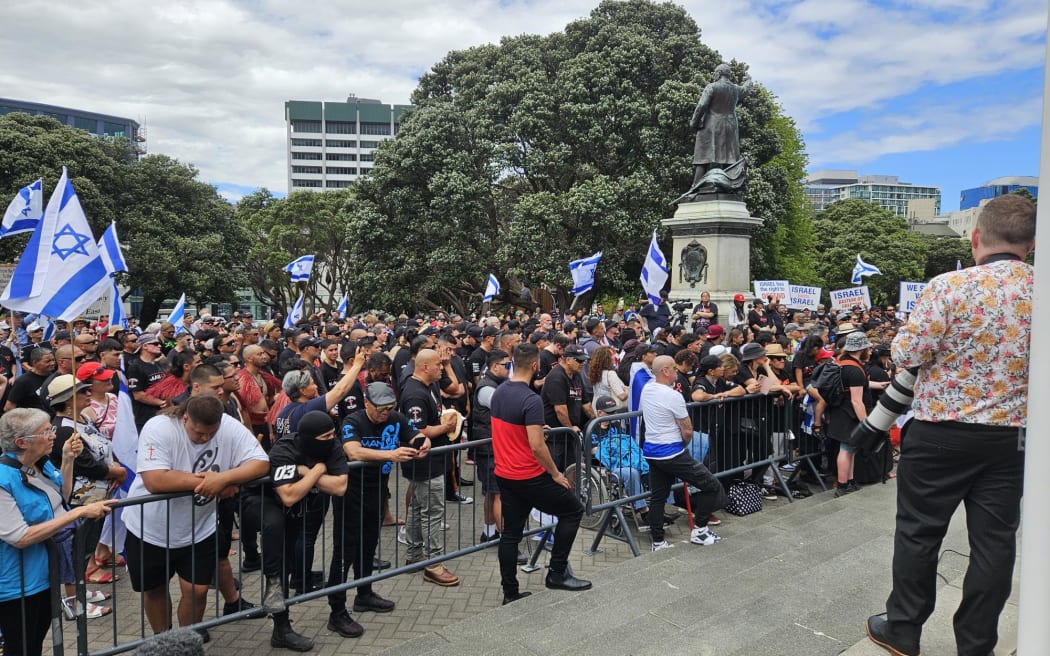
[{"left": 661, "top": 198, "right": 763, "bottom": 330}]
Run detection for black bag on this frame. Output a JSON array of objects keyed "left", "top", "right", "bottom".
[
  {"left": 811, "top": 360, "right": 846, "bottom": 407},
  {"left": 724, "top": 480, "right": 763, "bottom": 516}
]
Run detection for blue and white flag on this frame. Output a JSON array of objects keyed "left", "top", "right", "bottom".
[
  {"left": 956, "top": 259, "right": 963, "bottom": 271},
  {"left": 1, "top": 178, "right": 44, "bottom": 238},
  {"left": 110, "top": 282, "right": 128, "bottom": 330},
  {"left": 483, "top": 274, "right": 499, "bottom": 303},
  {"left": 285, "top": 292, "right": 304, "bottom": 329},
  {"left": 639, "top": 230, "right": 669, "bottom": 304},
  {"left": 97, "top": 221, "right": 128, "bottom": 275},
  {"left": 851, "top": 253, "right": 882, "bottom": 285},
  {"left": 111, "top": 376, "right": 139, "bottom": 492},
  {"left": 168, "top": 293, "right": 186, "bottom": 332},
  {"left": 284, "top": 254, "right": 315, "bottom": 283},
  {"left": 569, "top": 251, "right": 602, "bottom": 296},
  {"left": 335, "top": 292, "right": 348, "bottom": 316},
  {"left": 0, "top": 168, "right": 110, "bottom": 320}
]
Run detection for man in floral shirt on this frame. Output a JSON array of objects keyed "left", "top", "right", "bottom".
[{"left": 867, "top": 194, "right": 1035, "bottom": 656}]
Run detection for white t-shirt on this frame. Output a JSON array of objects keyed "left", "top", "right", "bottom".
[
  {"left": 593, "top": 369, "right": 627, "bottom": 412},
  {"left": 124, "top": 413, "right": 268, "bottom": 548},
  {"left": 639, "top": 382, "right": 687, "bottom": 460}
]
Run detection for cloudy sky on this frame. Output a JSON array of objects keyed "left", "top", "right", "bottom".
[{"left": 1, "top": 0, "right": 1045, "bottom": 211}]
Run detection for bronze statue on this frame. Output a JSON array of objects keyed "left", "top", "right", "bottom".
[{"left": 676, "top": 63, "right": 753, "bottom": 202}]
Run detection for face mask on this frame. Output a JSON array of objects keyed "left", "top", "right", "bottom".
[{"left": 296, "top": 432, "right": 335, "bottom": 460}]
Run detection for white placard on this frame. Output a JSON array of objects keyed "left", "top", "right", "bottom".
[
  {"left": 788, "top": 285, "right": 822, "bottom": 310},
  {"left": 830, "top": 285, "right": 871, "bottom": 311},
  {"left": 753, "top": 280, "right": 789, "bottom": 303},
  {"left": 898, "top": 281, "right": 928, "bottom": 313}
]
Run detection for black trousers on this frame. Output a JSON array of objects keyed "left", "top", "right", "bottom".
[
  {"left": 646, "top": 451, "right": 725, "bottom": 543},
  {"left": 885, "top": 420, "right": 1023, "bottom": 656},
  {"left": 0, "top": 589, "right": 51, "bottom": 656},
  {"left": 496, "top": 472, "right": 583, "bottom": 595},
  {"left": 239, "top": 492, "right": 293, "bottom": 579},
  {"left": 327, "top": 487, "right": 381, "bottom": 613},
  {"left": 288, "top": 493, "right": 329, "bottom": 591}
]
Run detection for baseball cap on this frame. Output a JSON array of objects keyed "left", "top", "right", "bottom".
[
  {"left": 76, "top": 361, "right": 116, "bottom": 382},
  {"left": 466, "top": 325, "right": 483, "bottom": 339},
  {"left": 594, "top": 396, "right": 619, "bottom": 413},
  {"left": 420, "top": 326, "right": 439, "bottom": 336},
  {"left": 480, "top": 326, "right": 500, "bottom": 338},
  {"left": 784, "top": 323, "right": 802, "bottom": 333},
  {"left": 740, "top": 342, "right": 766, "bottom": 362},
  {"left": 563, "top": 344, "right": 589, "bottom": 361},
  {"left": 733, "top": 293, "right": 745, "bottom": 302},
  {"left": 299, "top": 337, "right": 321, "bottom": 349},
  {"left": 27, "top": 321, "right": 44, "bottom": 332},
  {"left": 708, "top": 345, "right": 728, "bottom": 357},
  {"left": 705, "top": 324, "right": 725, "bottom": 339},
  {"left": 529, "top": 331, "right": 550, "bottom": 345},
  {"left": 364, "top": 382, "right": 398, "bottom": 407}
]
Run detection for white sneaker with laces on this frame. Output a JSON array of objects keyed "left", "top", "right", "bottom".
[
  {"left": 651, "top": 540, "right": 673, "bottom": 552},
  {"left": 690, "top": 527, "right": 721, "bottom": 546}
]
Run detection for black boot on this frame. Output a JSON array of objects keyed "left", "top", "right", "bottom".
[{"left": 271, "top": 612, "right": 314, "bottom": 652}]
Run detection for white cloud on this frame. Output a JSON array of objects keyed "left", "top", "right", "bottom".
[{"left": 0, "top": 0, "right": 1044, "bottom": 191}]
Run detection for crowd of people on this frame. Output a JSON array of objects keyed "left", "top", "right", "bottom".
[{"left": 0, "top": 193, "right": 1034, "bottom": 656}]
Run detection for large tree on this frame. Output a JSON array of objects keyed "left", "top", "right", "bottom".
[
  {"left": 354, "top": 0, "right": 809, "bottom": 311},
  {"left": 812, "top": 199, "right": 927, "bottom": 306}
]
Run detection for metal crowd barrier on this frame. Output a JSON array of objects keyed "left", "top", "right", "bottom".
[{"left": 58, "top": 429, "right": 581, "bottom": 656}]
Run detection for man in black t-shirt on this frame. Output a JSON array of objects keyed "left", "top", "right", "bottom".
[
  {"left": 326, "top": 382, "right": 420, "bottom": 637},
  {"left": 540, "top": 344, "right": 592, "bottom": 471},
  {"left": 535, "top": 333, "right": 569, "bottom": 391},
  {"left": 126, "top": 333, "right": 167, "bottom": 429},
  {"left": 4, "top": 347, "right": 55, "bottom": 411},
  {"left": 466, "top": 326, "right": 498, "bottom": 383}
]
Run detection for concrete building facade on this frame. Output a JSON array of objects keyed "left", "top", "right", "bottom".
[{"left": 806, "top": 169, "right": 941, "bottom": 218}]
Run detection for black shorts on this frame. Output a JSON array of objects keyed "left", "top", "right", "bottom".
[
  {"left": 474, "top": 453, "right": 500, "bottom": 495},
  {"left": 125, "top": 531, "right": 218, "bottom": 592}
]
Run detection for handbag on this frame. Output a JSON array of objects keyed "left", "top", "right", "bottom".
[{"left": 724, "top": 480, "right": 763, "bottom": 516}]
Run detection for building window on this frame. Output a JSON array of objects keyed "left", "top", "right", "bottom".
[
  {"left": 103, "top": 121, "right": 127, "bottom": 137},
  {"left": 326, "top": 139, "right": 357, "bottom": 148},
  {"left": 326, "top": 167, "right": 357, "bottom": 175},
  {"left": 394, "top": 123, "right": 401, "bottom": 135},
  {"left": 291, "top": 179, "right": 322, "bottom": 188},
  {"left": 291, "top": 120, "right": 322, "bottom": 133},
  {"left": 359, "top": 140, "right": 380, "bottom": 149},
  {"left": 73, "top": 116, "right": 97, "bottom": 132},
  {"left": 292, "top": 152, "right": 322, "bottom": 160},
  {"left": 359, "top": 167, "right": 372, "bottom": 176},
  {"left": 360, "top": 122, "right": 390, "bottom": 135},
  {"left": 326, "top": 180, "right": 352, "bottom": 188},
  {"left": 360, "top": 153, "right": 375, "bottom": 162},
  {"left": 326, "top": 153, "right": 356, "bottom": 161},
  {"left": 292, "top": 166, "right": 322, "bottom": 174},
  {"left": 291, "top": 138, "right": 322, "bottom": 147},
  {"left": 326, "top": 121, "right": 356, "bottom": 134}
]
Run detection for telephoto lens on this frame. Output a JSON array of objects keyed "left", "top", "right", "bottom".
[{"left": 849, "top": 367, "right": 919, "bottom": 450}]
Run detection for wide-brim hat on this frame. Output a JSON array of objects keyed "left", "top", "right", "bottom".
[{"left": 47, "top": 374, "right": 90, "bottom": 405}]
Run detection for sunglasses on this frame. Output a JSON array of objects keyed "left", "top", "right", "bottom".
[
  {"left": 223, "top": 341, "right": 237, "bottom": 347},
  {"left": 372, "top": 403, "right": 396, "bottom": 413}
]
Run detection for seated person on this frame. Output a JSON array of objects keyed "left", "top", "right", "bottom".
[{"left": 591, "top": 396, "right": 649, "bottom": 514}]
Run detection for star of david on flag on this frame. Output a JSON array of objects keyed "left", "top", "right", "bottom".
[
  {"left": 569, "top": 251, "right": 602, "bottom": 297},
  {"left": 285, "top": 254, "right": 315, "bottom": 283},
  {"left": 851, "top": 254, "right": 882, "bottom": 285},
  {"left": 0, "top": 167, "right": 110, "bottom": 320},
  {"left": 1, "top": 179, "right": 43, "bottom": 238}
]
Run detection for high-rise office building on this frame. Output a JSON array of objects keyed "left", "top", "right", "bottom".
[
  {"left": 959, "top": 176, "right": 1038, "bottom": 210},
  {"left": 0, "top": 97, "right": 145, "bottom": 155},
  {"left": 805, "top": 169, "right": 941, "bottom": 219},
  {"left": 285, "top": 96, "right": 412, "bottom": 192}
]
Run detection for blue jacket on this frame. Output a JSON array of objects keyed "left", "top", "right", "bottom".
[{"left": 0, "top": 457, "right": 62, "bottom": 602}]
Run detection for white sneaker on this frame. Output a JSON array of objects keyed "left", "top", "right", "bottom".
[
  {"left": 690, "top": 527, "right": 721, "bottom": 546},
  {"left": 651, "top": 540, "right": 673, "bottom": 552},
  {"left": 397, "top": 526, "right": 408, "bottom": 545}
]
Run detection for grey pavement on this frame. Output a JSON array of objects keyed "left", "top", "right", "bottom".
[{"left": 65, "top": 472, "right": 1020, "bottom": 655}]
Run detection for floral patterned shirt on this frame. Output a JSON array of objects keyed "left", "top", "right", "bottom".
[{"left": 891, "top": 259, "right": 1031, "bottom": 427}]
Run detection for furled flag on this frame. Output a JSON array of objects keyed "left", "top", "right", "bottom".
[
  {"left": 956, "top": 259, "right": 963, "bottom": 271},
  {"left": 97, "top": 221, "right": 128, "bottom": 275},
  {"left": 111, "top": 375, "right": 139, "bottom": 492},
  {"left": 0, "top": 168, "right": 110, "bottom": 320},
  {"left": 284, "top": 254, "right": 315, "bottom": 283},
  {"left": 569, "top": 251, "right": 602, "bottom": 297},
  {"left": 285, "top": 292, "right": 304, "bottom": 329},
  {"left": 1, "top": 178, "right": 44, "bottom": 238},
  {"left": 109, "top": 282, "right": 129, "bottom": 331},
  {"left": 851, "top": 253, "right": 882, "bottom": 285},
  {"left": 168, "top": 293, "right": 186, "bottom": 333},
  {"left": 483, "top": 274, "right": 500, "bottom": 303},
  {"left": 336, "top": 292, "right": 348, "bottom": 317},
  {"left": 640, "top": 230, "right": 669, "bottom": 304}
]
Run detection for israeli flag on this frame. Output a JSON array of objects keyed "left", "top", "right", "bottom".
[
  {"left": 483, "top": 274, "right": 499, "bottom": 303},
  {"left": 285, "top": 292, "right": 304, "bottom": 329},
  {"left": 285, "top": 254, "right": 315, "bottom": 283},
  {"left": 851, "top": 254, "right": 882, "bottom": 285},
  {"left": 168, "top": 293, "right": 186, "bottom": 332},
  {"left": 569, "top": 251, "right": 602, "bottom": 296},
  {"left": 639, "top": 230, "right": 669, "bottom": 304},
  {"left": 956, "top": 259, "right": 963, "bottom": 271},
  {"left": 110, "top": 282, "right": 128, "bottom": 330},
  {"left": 336, "top": 292, "right": 348, "bottom": 316},
  {"left": 1, "top": 178, "right": 44, "bottom": 238},
  {"left": 0, "top": 168, "right": 110, "bottom": 321},
  {"left": 97, "top": 222, "right": 128, "bottom": 274},
  {"left": 111, "top": 375, "right": 139, "bottom": 492}
]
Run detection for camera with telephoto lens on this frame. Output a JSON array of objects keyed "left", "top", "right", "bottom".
[
  {"left": 671, "top": 300, "right": 693, "bottom": 313},
  {"left": 849, "top": 366, "right": 919, "bottom": 450}
]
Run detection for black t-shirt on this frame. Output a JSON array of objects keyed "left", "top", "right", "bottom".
[
  {"left": 540, "top": 364, "right": 587, "bottom": 429},
  {"left": 341, "top": 409, "right": 416, "bottom": 491},
  {"left": 690, "top": 375, "right": 728, "bottom": 435},
  {"left": 8, "top": 370, "right": 48, "bottom": 411},
  {"left": 691, "top": 301, "right": 719, "bottom": 334},
  {"left": 866, "top": 363, "right": 890, "bottom": 405},
  {"left": 269, "top": 433, "right": 348, "bottom": 512},
  {"left": 441, "top": 355, "right": 469, "bottom": 414},
  {"left": 466, "top": 347, "right": 490, "bottom": 382},
  {"left": 392, "top": 348, "right": 413, "bottom": 385},
  {"left": 399, "top": 376, "right": 447, "bottom": 481},
  {"left": 126, "top": 357, "right": 164, "bottom": 428},
  {"left": 673, "top": 370, "right": 692, "bottom": 403},
  {"left": 538, "top": 349, "right": 559, "bottom": 381},
  {"left": 827, "top": 357, "right": 871, "bottom": 441},
  {"left": 747, "top": 309, "right": 770, "bottom": 334}
]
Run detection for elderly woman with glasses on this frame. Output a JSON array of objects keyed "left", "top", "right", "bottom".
[{"left": 0, "top": 408, "right": 115, "bottom": 656}]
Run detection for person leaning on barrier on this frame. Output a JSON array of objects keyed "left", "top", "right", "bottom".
[
  {"left": 643, "top": 355, "right": 726, "bottom": 552},
  {"left": 469, "top": 349, "right": 514, "bottom": 546},
  {"left": 122, "top": 395, "right": 269, "bottom": 642},
  {"left": 326, "top": 383, "right": 417, "bottom": 639},
  {"left": 866, "top": 194, "right": 1036, "bottom": 656},
  {"left": 491, "top": 342, "right": 591, "bottom": 605},
  {"left": 0, "top": 408, "right": 115, "bottom": 656}
]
